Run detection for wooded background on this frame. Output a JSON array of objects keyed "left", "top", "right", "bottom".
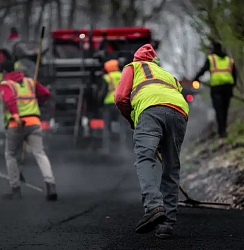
[{"left": 0, "top": 0, "right": 243, "bottom": 92}]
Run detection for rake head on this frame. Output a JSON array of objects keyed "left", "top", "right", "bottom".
[{"left": 179, "top": 198, "right": 231, "bottom": 210}]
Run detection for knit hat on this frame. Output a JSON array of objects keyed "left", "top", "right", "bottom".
[
  {"left": 7, "top": 27, "right": 19, "bottom": 40},
  {"left": 104, "top": 59, "right": 119, "bottom": 72}
]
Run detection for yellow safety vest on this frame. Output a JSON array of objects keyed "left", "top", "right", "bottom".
[
  {"left": 103, "top": 71, "right": 121, "bottom": 104},
  {"left": 1, "top": 78, "right": 40, "bottom": 128},
  {"left": 124, "top": 61, "right": 189, "bottom": 126},
  {"left": 208, "top": 54, "right": 234, "bottom": 86}
]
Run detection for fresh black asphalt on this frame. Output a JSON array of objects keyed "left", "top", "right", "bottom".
[{"left": 0, "top": 146, "right": 244, "bottom": 250}]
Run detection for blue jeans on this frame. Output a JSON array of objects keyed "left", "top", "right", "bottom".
[{"left": 133, "top": 105, "right": 187, "bottom": 225}]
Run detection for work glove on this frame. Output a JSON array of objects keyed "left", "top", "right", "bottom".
[{"left": 13, "top": 114, "right": 26, "bottom": 127}]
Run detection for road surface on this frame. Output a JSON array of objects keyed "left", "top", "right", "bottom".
[
  {"left": 0, "top": 98, "right": 244, "bottom": 250},
  {"left": 0, "top": 148, "right": 244, "bottom": 250}
]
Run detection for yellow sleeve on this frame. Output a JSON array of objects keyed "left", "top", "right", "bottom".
[{"left": 178, "top": 80, "right": 183, "bottom": 93}]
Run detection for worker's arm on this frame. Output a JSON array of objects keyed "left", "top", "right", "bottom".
[
  {"left": 0, "top": 84, "right": 19, "bottom": 121},
  {"left": 193, "top": 59, "right": 210, "bottom": 81},
  {"left": 36, "top": 82, "right": 51, "bottom": 105},
  {"left": 114, "top": 66, "right": 134, "bottom": 128}
]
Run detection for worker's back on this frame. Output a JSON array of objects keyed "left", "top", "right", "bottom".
[
  {"left": 1, "top": 77, "right": 40, "bottom": 128},
  {"left": 103, "top": 70, "right": 122, "bottom": 104},
  {"left": 125, "top": 60, "right": 189, "bottom": 126},
  {"left": 207, "top": 53, "right": 234, "bottom": 86},
  {"left": 103, "top": 59, "right": 121, "bottom": 105}
]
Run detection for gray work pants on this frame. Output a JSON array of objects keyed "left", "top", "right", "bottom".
[
  {"left": 102, "top": 104, "right": 126, "bottom": 152},
  {"left": 5, "top": 124, "right": 55, "bottom": 188},
  {"left": 133, "top": 105, "right": 187, "bottom": 225}
]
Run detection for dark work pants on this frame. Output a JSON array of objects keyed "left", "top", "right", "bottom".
[
  {"left": 133, "top": 105, "right": 187, "bottom": 226},
  {"left": 211, "top": 85, "right": 233, "bottom": 137},
  {"left": 102, "top": 103, "right": 125, "bottom": 152}
]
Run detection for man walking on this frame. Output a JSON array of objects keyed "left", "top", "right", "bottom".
[
  {"left": 114, "top": 44, "right": 189, "bottom": 239},
  {"left": 193, "top": 41, "right": 236, "bottom": 138},
  {"left": 0, "top": 60, "right": 57, "bottom": 201}
]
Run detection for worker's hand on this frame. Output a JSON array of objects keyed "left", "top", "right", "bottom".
[{"left": 13, "top": 114, "right": 26, "bottom": 127}]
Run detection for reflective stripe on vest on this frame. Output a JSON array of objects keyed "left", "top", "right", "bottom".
[
  {"left": 1, "top": 78, "right": 40, "bottom": 128},
  {"left": 209, "top": 55, "right": 233, "bottom": 73},
  {"left": 130, "top": 61, "right": 179, "bottom": 103},
  {"left": 3, "top": 78, "right": 36, "bottom": 102},
  {"left": 130, "top": 78, "right": 178, "bottom": 103}
]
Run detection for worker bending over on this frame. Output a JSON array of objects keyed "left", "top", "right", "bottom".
[
  {"left": 193, "top": 41, "right": 236, "bottom": 138},
  {"left": 114, "top": 44, "right": 189, "bottom": 239},
  {"left": 0, "top": 60, "right": 57, "bottom": 201}
]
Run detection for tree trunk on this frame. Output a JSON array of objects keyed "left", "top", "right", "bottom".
[
  {"left": 35, "top": 0, "right": 48, "bottom": 38},
  {"left": 22, "top": 0, "right": 33, "bottom": 40},
  {"left": 89, "top": 0, "right": 102, "bottom": 28},
  {"left": 110, "top": 0, "right": 122, "bottom": 27},
  {"left": 55, "top": 0, "right": 62, "bottom": 29},
  {"left": 67, "top": 0, "right": 77, "bottom": 29},
  {"left": 122, "top": 0, "right": 137, "bottom": 27}
]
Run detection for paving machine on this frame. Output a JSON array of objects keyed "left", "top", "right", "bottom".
[{"left": 39, "top": 27, "right": 159, "bottom": 150}]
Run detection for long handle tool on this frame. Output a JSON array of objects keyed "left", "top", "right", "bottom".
[{"left": 156, "top": 151, "right": 231, "bottom": 209}]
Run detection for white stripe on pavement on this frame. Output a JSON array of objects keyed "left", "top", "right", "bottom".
[{"left": 0, "top": 172, "right": 44, "bottom": 192}]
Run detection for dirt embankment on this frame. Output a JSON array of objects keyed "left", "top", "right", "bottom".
[{"left": 181, "top": 108, "right": 244, "bottom": 209}]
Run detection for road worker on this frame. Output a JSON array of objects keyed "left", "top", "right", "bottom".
[
  {"left": 114, "top": 44, "right": 189, "bottom": 239},
  {"left": 0, "top": 60, "right": 57, "bottom": 201},
  {"left": 193, "top": 41, "right": 236, "bottom": 138},
  {"left": 101, "top": 59, "right": 123, "bottom": 154}
]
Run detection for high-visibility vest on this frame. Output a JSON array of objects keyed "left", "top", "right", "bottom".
[
  {"left": 208, "top": 54, "right": 234, "bottom": 86},
  {"left": 103, "top": 71, "right": 122, "bottom": 104},
  {"left": 1, "top": 78, "right": 40, "bottom": 128},
  {"left": 124, "top": 61, "right": 189, "bottom": 126}
]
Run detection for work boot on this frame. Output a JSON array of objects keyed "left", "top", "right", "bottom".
[
  {"left": 45, "top": 182, "right": 58, "bottom": 201},
  {"left": 155, "top": 224, "right": 174, "bottom": 239},
  {"left": 135, "top": 206, "right": 166, "bottom": 234},
  {"left": 2, "top": 187, "right": 22, "bottom": 200}
]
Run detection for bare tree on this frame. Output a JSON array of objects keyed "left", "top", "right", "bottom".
[
  {"left": 22, "top": 0, "right": 33, "bottom": 39},
  {"left": 35, "top": 0, "right": 48, "bottom": 38},
  {"left": 110, "top": 0, "right": 138, "bottom": 27},
  {"left": 67, "top": 0, "right": 77, "bottom": 29}
]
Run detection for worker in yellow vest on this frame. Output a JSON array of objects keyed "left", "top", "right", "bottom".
[
  {"left": 194, "top": 41, "right": 236, "bottom": 138},
  {"left": 0, "top": 60, "right": 57, "bottom": 201},
  {"left": 102, "top": 59, "right": 122, "bottom": 154},
  {"left": 114, "top": 44, "right": 189, "bottom": 239}
]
